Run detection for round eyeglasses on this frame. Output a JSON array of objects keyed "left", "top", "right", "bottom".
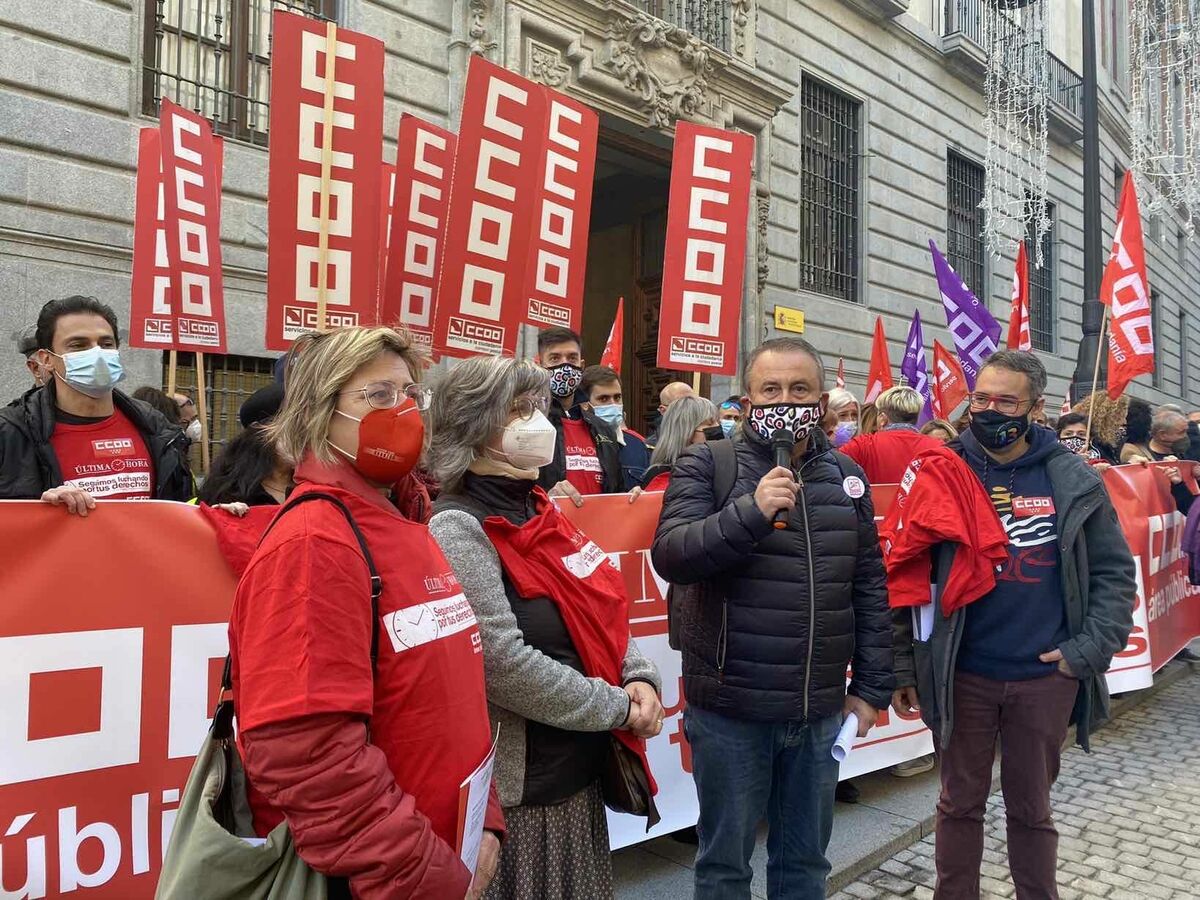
[{"left": 339, "top": 381, "right": 432, "bottom": 411}]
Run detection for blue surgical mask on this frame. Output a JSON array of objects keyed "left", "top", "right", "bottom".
[
  {"left": 591, "top": 403, "right": 624, "bottom": 428},
  {"left": 721, "top": 419, "right": 736, "bottom": 437},
  {"left": 833, "top": 421, "right": 858, "bottom": 447},
  {"left": 48, "top": 346, "right": 125, "bottom": 398}
]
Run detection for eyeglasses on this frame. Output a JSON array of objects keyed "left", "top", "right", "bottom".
[
  {"left": 511, "top": 394, "right": 551, "bottom": 419},
  {"left": 339, "top": 381, "right": 432, "bottom": 411},
  {"left": 967, "top": 392, "right": 1035, "bottom": 416}
]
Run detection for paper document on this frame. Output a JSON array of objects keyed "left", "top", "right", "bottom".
[
  {"left": 913, "top": 602, "right": 935, "bottom": 642},
  {"left": 832, "top": 713, "right": 859, "bottom": 763},
  {"left": 456, "top": 730, "right": 500, "bottom": 875}
]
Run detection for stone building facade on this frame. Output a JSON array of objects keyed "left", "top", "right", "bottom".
[{"left": 1, "top": 0, "right": 1195, "bottom": 441}]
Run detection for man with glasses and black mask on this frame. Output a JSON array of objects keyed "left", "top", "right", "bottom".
[
  {"left": 533, "top": 326, "right": 625, "bottom": 506},
  {"left": 891, "top": 350, "right": 1134, "bottom": 899},
  {"left": 652, "top": 336, "right": 892, "bottom": 899},
  {"left": 0, "top": 296, "right": 192, "bottom": 512}
]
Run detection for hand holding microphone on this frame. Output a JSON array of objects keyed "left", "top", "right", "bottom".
[{"left": 754, "top": 428, "right": 798, "bottom": 527}]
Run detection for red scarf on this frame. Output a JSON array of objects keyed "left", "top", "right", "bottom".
[{"left": 481, "top": 488, "right": 657, "bottom": 794}]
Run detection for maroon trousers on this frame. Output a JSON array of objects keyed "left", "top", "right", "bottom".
[{"left": 934, "top": 669, "right": 1079, "bottom": 900}]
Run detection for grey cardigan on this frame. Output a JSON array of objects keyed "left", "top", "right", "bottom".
[{"left": 429, "top": 509, "right": 661, "bottom": 807}]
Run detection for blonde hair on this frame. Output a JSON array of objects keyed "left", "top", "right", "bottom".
[
  {"left": 268, "top": 326, "right": 427, "bottom": 466},
  {"left": 1070, "top": 391, "right": 1129, "bottom": 449},
  {"left": 877, "top": 386, "right": 924, "bottom": 425}
]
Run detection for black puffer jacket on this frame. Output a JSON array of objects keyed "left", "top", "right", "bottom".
[
  {"left": 651, "top": 427, "right": 893, "bottom": 722},
  {"left": 0, "top": 383, "right": 193, "bottom": 501}
]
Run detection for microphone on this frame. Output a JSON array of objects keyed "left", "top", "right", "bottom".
[{"left": 771, "top": 428, "right": 795, "bottom": 530}]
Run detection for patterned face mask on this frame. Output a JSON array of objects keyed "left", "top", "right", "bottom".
[
  {"left": 547, "top": 364, "right": 583, "bottom": 399},
  {"left": 746, "top": 402, "right": 824, "bottom": 443},
  {"left": 1059, "top": 435, "right": 1088, "bottom": 455}
]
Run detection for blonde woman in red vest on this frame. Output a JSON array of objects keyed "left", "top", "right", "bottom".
[
  {"left": 229, "top": 326, "right": 503, "bottom": 900},
  {"left": 427, "top": 355, "right": 663, "bottom": 900}
]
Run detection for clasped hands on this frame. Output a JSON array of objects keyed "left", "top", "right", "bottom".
[{"left": 622, "top": 681, "right": 664, "bottom": 738}]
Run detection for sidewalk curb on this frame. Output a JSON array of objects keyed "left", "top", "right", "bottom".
[{"left": 826, "top": 659, "right": 1198, "bottom": 892}]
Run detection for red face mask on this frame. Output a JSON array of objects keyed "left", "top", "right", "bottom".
[{"left": 332, "top": 397, "right": 424, "bottom": 485}]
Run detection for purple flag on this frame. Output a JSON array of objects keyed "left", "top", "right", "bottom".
[
  {"left": 930, "top": 240, "right": 1002, "bottom": 391},
  {"left": 900, "top": 309, "right": 934, "bottom": 425}
]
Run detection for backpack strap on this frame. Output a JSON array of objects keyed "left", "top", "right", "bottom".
[
  {"left": 709, "top": 437, "right": 739, "bottom": 511},
  {"left": 214, "top": 491, "right": 384, "bottom": 733}
]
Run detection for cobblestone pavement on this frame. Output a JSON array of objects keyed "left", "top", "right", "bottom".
[{"left": 831, "top": 673, "right": 1200, "bottom": 899}]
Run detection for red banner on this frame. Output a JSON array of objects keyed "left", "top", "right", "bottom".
[
  {"left": 382, "top": 115, "right": 456, "bottom": 353},
  {"left": 932, "top": 339, "right": 967, "bottom": 420},
  {"left": 521, "top": 88, "right": 598, "bottom": 332},
  {"left": 129, "top": 129, "right": 224, "bottom": 351},
  {"left": 657, "top": 122, "right": 754, "bottom": 376},
  {"left": 266, "top": 12, "right": 384, "bottom": 350},
  {"left": 600, "top": 297, "right": 624, "bottom": 374},
  {"left": 434, "top": 56, "right": 545, "bottom": 358},
  {"left": 864, "top": 316, "right": 893, "bottom": 405},
  {"left": 1006, "top": 240, "right": 1031, "bottom": 352},
  {"left": 1103, "top": 463, "right": 1200, "bottom": 673},
  {"left": 1102, "top": 171, "right": 1154, "bottom": 399},
  {"left": 156, "top": 100, "right": 228, "bottom": 353}
]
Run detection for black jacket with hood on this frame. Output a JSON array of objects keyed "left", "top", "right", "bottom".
[
  {"left": 0, "top": 382, "right": 193, "bottom": 502},
  {"left": 651, "top": 426, "right": 894, "bottom": 723}
]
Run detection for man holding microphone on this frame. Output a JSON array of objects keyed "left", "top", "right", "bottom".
[{"left": 652, "top": 336, "right": 893, "bottom": 900}]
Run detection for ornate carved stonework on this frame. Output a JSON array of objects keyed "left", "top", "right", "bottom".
[
  {"left": 757, "top": 193, "right": 770, "bottom": 294},
  {"left": 529, "top": 42, "right": 570, "bottom": 87},
  {"left": 468, "top": 0, "right": 498, "bottom": 58},
  {"left": 732, "top": 0, "right": 752, "bottom": 59},
  {"left": 604, "top": 11, "right": 713, "bottom": 128}
]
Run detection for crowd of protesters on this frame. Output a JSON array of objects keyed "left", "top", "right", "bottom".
[{"left": 3, "top": 294, "right": 1199, "bottom": 899}]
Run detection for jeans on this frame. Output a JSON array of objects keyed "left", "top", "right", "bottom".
[
  {"left": 934, "top": 669, "right": 1079, "bottom": 900},
  {"left": 685, "top": 704, "right": 842, "bottom": 900}
]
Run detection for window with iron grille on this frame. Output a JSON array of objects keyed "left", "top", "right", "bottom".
[
  {"left": 142, "top": 0, "right": 337, "bottom": 148},
  {"left": 799, "top": 77, "right": 861, "bottom": 303},
  {"left": 164, "top": 352, "right": 276, "bottom": 467},
  {"left": 946, "top": 151, "right": 986, "bottom": 299},
  {"left": 1027, "top": 202, "right": 1056, "bottom": 352},
  {"left": 633, "top": 2, "right": 731, "bottom": 53}
]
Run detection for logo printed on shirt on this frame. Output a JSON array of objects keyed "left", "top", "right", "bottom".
[
  {"left": 565, "top": 454, "right": 603, "bottom": 473},
  {"left": 383, "top": 594, "right": 477, "bottom": 653},
  {"left": 1012, "top": 496, "right": 1055, "bottom": 518},
  {"left": 92, "top": 438, "right": 135, "bottom": 458},
  {"left": 561, "top": 540, "right": 609, "bottom": 579},
  {"left": 66, "top": 473, "right": 153, "bottom": 498}
]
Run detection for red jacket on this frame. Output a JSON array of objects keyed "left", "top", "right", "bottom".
[
  {"left": 841, "top": 427, "right": 944, "bottom": 486},
  {"left": 229, "top": 457, "right": 503, "bottom": 899},
  {"left": 878, "top": 446, "right": 1009, "bottom": 615}
]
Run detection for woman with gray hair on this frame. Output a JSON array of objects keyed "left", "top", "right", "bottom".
[
  {"left": 427, "top": 355, "right": 663, "bottom": 900},
  {"left": 639, "top": 395, "right": 720, "bottom": 492}
]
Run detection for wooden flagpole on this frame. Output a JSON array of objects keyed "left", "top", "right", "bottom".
[
  {"left": 315, "top": 21, "right": 339, "bottom": 333},
  {"left": 166, "top": 349, "right": 178, "bottom": 397},
  {"left": 692, "top": 371, "right": 702, "bottom": 394},
  {"left": 195, "top": 352, "right": 211, "bottom": 475},
  {"left": 1084, "top": 307, "right": 1110, "bottom": 450}
]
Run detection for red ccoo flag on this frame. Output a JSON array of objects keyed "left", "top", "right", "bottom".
[
  {"left": 600, "top": 297, "right": 624, "bottom": 374},
  {"left": 932, "top": 340, "right": 968, "bottom": 420},
  {"left": 1102, "top": 172, "right": 1154, "bottom": 399},
  {"left": 1007, "top": 240, "right": 1032, "bottom": 351},
  {"left": 835, "top": 357, "right": 846, "bottom": 389},
  {"left": 864, "top": 317, "right": 894, "bottom": 404}
]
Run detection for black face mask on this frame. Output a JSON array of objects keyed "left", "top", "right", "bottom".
[
  {"left": 702, "top": 424, "right": 726, "bottom": 442},
  {"left": 1171, "top": 438, "right": 1192, "bottom": 456},
  {"left": 970, "top": 408, "right": 1031, "bottom": 451}
]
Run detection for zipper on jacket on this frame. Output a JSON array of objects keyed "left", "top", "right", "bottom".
[
  {"left": 717, "top": 599, "right": 728, "bottom": 683},
  {"left": 796, "top": 462, "right": 817, "bottom": 721}
]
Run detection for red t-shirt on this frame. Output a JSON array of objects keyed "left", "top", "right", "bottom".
[
  {"left": 49, "top": 408, "right": 155, "bottom": 499},
  {"left": 561, "top": 418, "right": 604, "bottom": 495},
  {"left": 230, "top": 459, "right": 494, "bottom": 852}
]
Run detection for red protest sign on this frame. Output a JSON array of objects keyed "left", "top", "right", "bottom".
[
  {"left": 521, "top": 88, "right": 598, "bottom": 332},
  {"left": 266, "top": 11, "right": 384, "bottom": 350},
  {"left": 657, "top": 122, "right": 754, "bottom": 375},
  {"left": 1102, "top": 172, "right": 1154, "bottom": 399},
  {"left": 157, "top": 100, "right": 228, "bottom": 353},
  {"left": 130, "top": 129, "right": 224, "bottom": 350},
  {"left": 382, "top": 115, "right": 456, "bottom": 354},
  {"left": 434, "top": 55, "right": 545, "bottom": 358}
]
